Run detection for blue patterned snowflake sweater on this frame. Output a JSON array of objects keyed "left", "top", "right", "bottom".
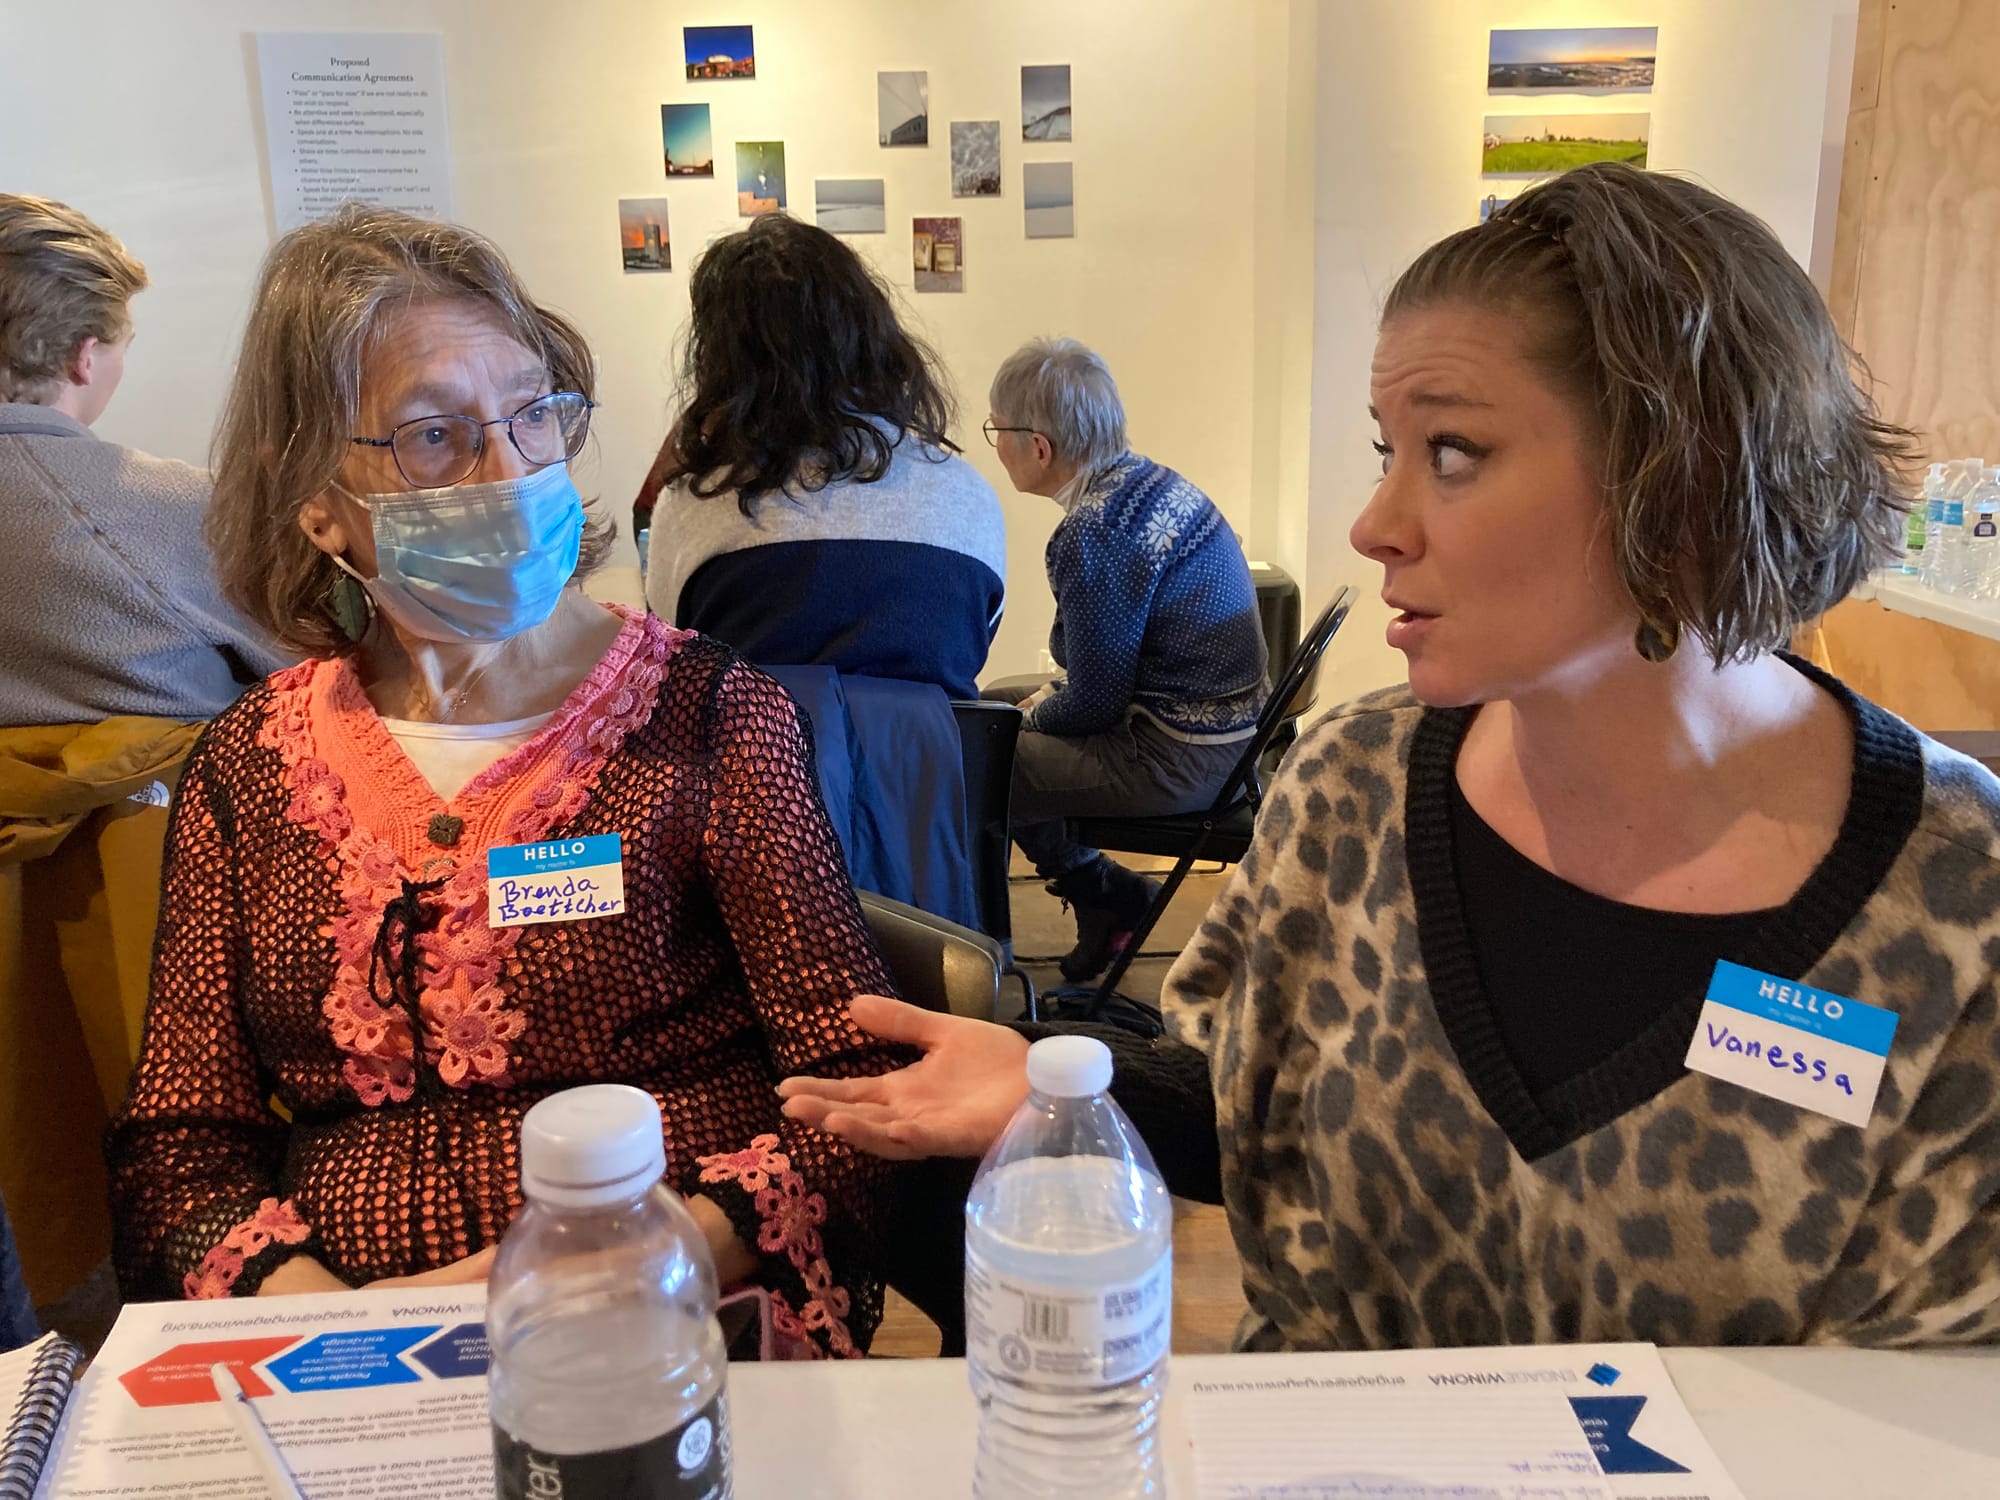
[{"left": 1032, "top": 452, "right": 1268, "bottom": 741}]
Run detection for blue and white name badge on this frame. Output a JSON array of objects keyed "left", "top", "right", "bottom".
[
  {"left": 487, "top": 834, "right": 626, "bottom": 929},
  {"left": 1683, "top": 959, "right": 1898, "bottom": 1128}
]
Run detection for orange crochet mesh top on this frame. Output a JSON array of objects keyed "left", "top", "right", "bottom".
[{"left": 108, "top": 607, "right": 908, "bottom": 1356}]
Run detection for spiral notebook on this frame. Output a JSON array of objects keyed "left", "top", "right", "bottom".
[{"left": 0, "top": 1333, "right": 82, "bottom": 1500}]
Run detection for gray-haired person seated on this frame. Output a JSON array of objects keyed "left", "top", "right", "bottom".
[{"left": 983, "top": 339, "right": 1266, "bottom": 981}]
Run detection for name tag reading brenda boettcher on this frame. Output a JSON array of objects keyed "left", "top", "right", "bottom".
[
  {"left": 1683, "top": 959, "right": 1898, "bottom": 1128},
  {"left": 488, "top": 834, "right": 625, "bottom": 929}
]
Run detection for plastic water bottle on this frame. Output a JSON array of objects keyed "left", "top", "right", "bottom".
[
  {"left": 1931, "top": 459, "right": 1977, "bottom": 593},
  {"left": 1968, "top": 468, "right": 2000, "bottom": 601},
  {"left": 1904, "top": 464, "right": 1943, "bottom": 576},
  {"left": 489, "top": 1085, "right": 731, "bottom": 1500},
  {"left": 965, "top": 1035, "right": 1172, "bottom": 1499}
]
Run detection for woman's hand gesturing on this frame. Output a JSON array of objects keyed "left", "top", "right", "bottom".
[{"left": 779, "top": 995, "right": 1031, "bottom": 1160}]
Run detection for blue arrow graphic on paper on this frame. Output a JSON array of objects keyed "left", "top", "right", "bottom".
[
  {"left": 1569, "top": 1395, "right": 1692, "bottom": 1475},
  {"left": 266, "top": 1326, "right": 439, "bottom": 1392}
]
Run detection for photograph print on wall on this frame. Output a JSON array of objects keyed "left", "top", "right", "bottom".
[
  {"left": 736, "top": 141, "right": 787, "bottom": 215},
  {"left": 619, "top": 198, "right": 671, "bottom": 272},
  {"left": 1479, "top": 194, "right": 1515, "bottom": 223},
  {"left": 913, "top": 216, "right": 964, "bottom": 292},
  {"left": 685, "top": 24, "right": 755, "bottom": 80},
  {"left": 951, "top": 121, "right": 1001, "bottom": 197},
  {"left": 661, "top": 103, "right": 714, "bottom": 177},
  {"left": 879, "top": 70, "right": 930, "bottom": 147},
  {"left": 817, "top": 178, "right": 887, "bottom": 234},
  {"left": 1482, "top": 113, "right": 1648, "bottom": 175},
  {"left": 1024, "top": 161, "right": 1073, "bottom": 238},
  {"left": 1022, "top": 64, "right": 1071, "bottom": 141},
  {"left": 1488, "top": 28, "right": 1657, "bottom": 94}
]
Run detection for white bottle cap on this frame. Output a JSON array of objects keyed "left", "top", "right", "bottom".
[
  {"left": 520, "top": 1085, "right": 667, "bottom": 1209},
  {"left": 1026, "top": 1035, "right": 1115, "bottom": 1098}
]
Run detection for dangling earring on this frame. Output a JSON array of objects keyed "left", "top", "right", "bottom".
[
  {"left": 330, "top": 569, "right": 373, "bottom": 642},
  {"left": 1635, "top": 614, "right": 1681, "bottom": 664}
]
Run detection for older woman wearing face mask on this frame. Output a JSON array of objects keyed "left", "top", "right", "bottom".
[{"left": 107, "top": 207, "right": 909, "bottom": 1357}]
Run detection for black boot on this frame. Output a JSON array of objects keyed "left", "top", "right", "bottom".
[{"left": 1046, "top": 857, "right": 1160, "bottom": 983}]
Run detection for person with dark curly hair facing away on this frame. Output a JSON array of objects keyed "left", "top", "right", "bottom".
[
  {"left": 108, "top": 207, "right": 912, "bottom": 1358},
  {"left": 783, "top": 163, "right": 2000, "bottom": 1351},
  {"left": 640, "top": 214, "right": 1004, "bottom": 700}
]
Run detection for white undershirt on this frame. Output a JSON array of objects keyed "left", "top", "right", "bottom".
[
  {"left": 380, "top": 713, "right": 553, "bottom": 799},
  {"left": 1053, "top": 469, "right": 1091, "bottom": 513}
]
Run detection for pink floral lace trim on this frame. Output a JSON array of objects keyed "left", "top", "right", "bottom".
[
  {"left": 184, "top": 1198, "right": 310, "bottom": 1299},
  {"left": 696, "top": 1134, "right": 858, "bottom": 1359},
  {"left": 258, "top": 613, "right": 684, "bottom": 1105}
]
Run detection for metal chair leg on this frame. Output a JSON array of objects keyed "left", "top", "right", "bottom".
[{"left": 1086, "top": 826, "right": 1213, "bottom": 1017}]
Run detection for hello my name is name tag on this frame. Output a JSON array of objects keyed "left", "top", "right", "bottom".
[
  {"left": 487, "top": 834, "right": 626, "bottom": 929},
  {"left": 1683, "top": 959, "right": 1898, "bottom": 1128}
]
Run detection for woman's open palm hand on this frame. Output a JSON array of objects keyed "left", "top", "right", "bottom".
[{"left": 779, "top": 995, "right": 1030, "bottom": 1160}]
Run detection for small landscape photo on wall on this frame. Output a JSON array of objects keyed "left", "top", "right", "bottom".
[
  {"left": 618, "top": 198, "right": 671, "bottom": 272},
  {"left": 1488, "top": 27, "right": 1657, "bottom": 94},
  {"left": 736, "top": 141, "right": 787, "bottom": 216},
  {"left": 685, "top": 24, "right": 755, "bottom": 80},
  {"left": 817, "top": 178, "right": 887, "bottom": 234},
  {"left": 1023, "top": 161, "right": 1073, "bottom": 239},
  {"left": 661, "top": 103, "right": 714, "bottom": 178},
  {"left": 879, "top": 70, "right": 930, "bottom": 147},
  {"left": 1022, "top": 64, "right": 1072, "bottom": 141},
  {"left": 1482, "top": 113, "right": 1648, "bottom": 175},
  {"left": 951, "top": 121, "right": 1001, "bottom": 197},
  {"left": 1479, "top": 194, "right": 1514, "bottom": 223},
  {"left": 913, "top": 216, "right": 964, "bottom": 292}
]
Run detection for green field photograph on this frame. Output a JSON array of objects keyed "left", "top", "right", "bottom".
[{"left": 1482, "top": 113, "right": 1648, "bottom": 175}]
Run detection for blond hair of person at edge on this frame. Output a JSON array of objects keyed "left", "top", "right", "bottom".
[
  {"left": 783, "top": 162, "right": 2000, "bottom": 1351},
  {"left": 0, "top": 194, "right": 285, "bottom": 726},
  {"left": 107, "top": 206, "right": 914, "bottom": 1358}
]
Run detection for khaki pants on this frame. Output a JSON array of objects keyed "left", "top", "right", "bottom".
[{"left": 983, "top": 686, "right": 1244, "bottom": 878}]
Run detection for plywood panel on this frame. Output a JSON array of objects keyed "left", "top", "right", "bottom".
[
  {"left": 1847, "top": 0, "right": 2000, "bottom": 458},
  {"left": 1821, "top": 597, "right": 2000, "bottom": 731},
  {"left": 1822, "top": 0, "right": 2000, "bottom": 729},
  {"left": 1828, "top": 0, "right": 1886, "bottom": 340}
]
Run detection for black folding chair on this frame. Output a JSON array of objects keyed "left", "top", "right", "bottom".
[
  {"left": 948, "top": 700, "right": 1040, "bottom": 1017},
  {"left": 948, "top": 700, "right": 1022, "bottom": 949},
  {"left": 1060, "top": 585, "right": 1357, "bottom": 1024}
]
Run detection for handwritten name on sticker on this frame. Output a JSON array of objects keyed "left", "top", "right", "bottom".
[
  {"left": 1683, "top": 960, "right": 1898, "bottom": 1129},
  {"left": 487, "top": 834, "right": 626, "bottom": 930},
  {"left": 1698, "top": 1022, "right": 1854, "bottom": 1096}
]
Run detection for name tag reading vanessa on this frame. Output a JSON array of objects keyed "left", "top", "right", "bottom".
[
  {"left": 488, "top": 834, "right": 626, "bottom": 929},
  {"left": 1683, "top": 959, "right": 1898, "bottom": 1128}
]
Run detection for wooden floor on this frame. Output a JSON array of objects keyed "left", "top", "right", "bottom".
[{"left": 870, "top": 855, "right": 1250, "bottom": 1358}]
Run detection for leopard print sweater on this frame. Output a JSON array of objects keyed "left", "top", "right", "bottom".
[{"left": 1162, "top": 674, "right": 2000, "bottom": 1351}]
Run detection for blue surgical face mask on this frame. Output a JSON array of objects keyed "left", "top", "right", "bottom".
[{"left": 332, "top": 462, "right": 585, "bottom": 642}]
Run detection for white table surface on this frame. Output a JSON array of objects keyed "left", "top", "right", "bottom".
[
  {"left": 729, "top": 1347, "right": 2000, "bottom": 1499},
  {"left": 1851, "top": 572, "right": 2000, "bottom": 643}
]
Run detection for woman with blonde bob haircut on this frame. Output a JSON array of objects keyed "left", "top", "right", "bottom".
[
  {"left": 0, "top": 194, "right": 282, "bottom": 723},
  {"left": 110, "top": 207, "right": 912, "bottom": 1358},
  {"left": 785, "top": 164, "right": 2000, "bottom": 1352}
]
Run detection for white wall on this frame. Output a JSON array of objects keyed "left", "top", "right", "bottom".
[
  {"left": 1305, "top": 0, "right": 1861, "bottom": 704},
  {"left": 0, "top": 0, "right": 1305, "bottom": 679}
]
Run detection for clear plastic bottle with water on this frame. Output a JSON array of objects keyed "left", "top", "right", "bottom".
[
  {"left": 1931, "top": 458, "right": 1982, "bottom": 593},
  {"left": 965, "top": 1035, "right": 1173, "bottom": 1500},
  {"left": 1904, "top": 463, "right": 1943, "bottom": 576},
  {"left": 1922, "top": 461, "right": 1959, "bottom": 589},
  {"left": 489, "top": 1085, "right": 731, "bottom": 1500},
  {"left": 1967, "top": 467, "right": 2000, "bottom": 602}
]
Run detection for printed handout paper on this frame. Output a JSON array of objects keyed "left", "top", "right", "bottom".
[
  {"left": 41, "top": 1286, "right": 496, "bottom": 1497},
  {"left": 1187, "top": 1343, "right": 1743, "bottom": 1500}
]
